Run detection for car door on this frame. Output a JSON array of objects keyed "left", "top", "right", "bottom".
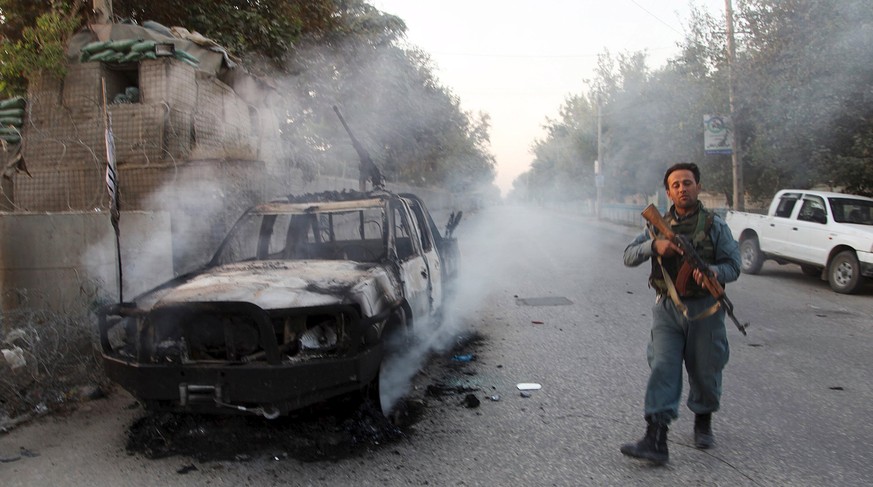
[
  {"left": 390, "top": 200, "right": 432, "bottom": 323},
  {"left": 402, "top": 197, "right": 443, "bottom": 310},
  {"left": 763, "top": 192, "right": 802, "bottom": 257},
  {"left": 789, "top": 195, "right": 832, "bottom": 265}
]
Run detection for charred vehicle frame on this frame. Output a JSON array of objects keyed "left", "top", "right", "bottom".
[{"left": 97, "top": 190, "right": 461, "bottom": 417}]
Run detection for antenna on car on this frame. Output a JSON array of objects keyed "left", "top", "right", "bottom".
[{"left": 333, "top": 105, "right": 385, "bottom": 191}]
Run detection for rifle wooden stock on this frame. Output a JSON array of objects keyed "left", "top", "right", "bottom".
[{"left": 641, "top": 204, "right": 675, "bottom": 240}]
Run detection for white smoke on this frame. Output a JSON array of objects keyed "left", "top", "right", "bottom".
[{"left": 376, "top": 206, "right": 510, "bottom": 413}]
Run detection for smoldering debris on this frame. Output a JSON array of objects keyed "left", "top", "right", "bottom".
[
  {"left": 126, "top": 398, "right": 404, "bottom": 462},
  {"left": 125, "top": 331, "right": 489, "bottom": 463}
]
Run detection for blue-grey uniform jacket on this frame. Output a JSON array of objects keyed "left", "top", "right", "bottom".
[{"left": 623, "top": 209, "right": 741, "bottom": 289}]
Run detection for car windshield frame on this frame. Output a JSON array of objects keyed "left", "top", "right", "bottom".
[{"left": 210, "top": 198, "right": 390, "bottom": 266}]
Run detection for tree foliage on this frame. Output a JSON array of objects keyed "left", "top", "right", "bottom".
[
  {"left": 0, "top": 1, "right": 83, "bottom": 94},
  {"left": 513, "top": 0, "right": 873, "bottom": 204}
]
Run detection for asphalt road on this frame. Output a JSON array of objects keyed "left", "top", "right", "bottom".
[{"left": 2, "top": 204, "right": 872, "bottom": 486}]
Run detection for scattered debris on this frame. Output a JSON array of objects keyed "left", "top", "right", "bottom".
[
  {"left": 126, "top": 397, "right": 405, "bottom": 462},
  {"left": 520, "top": 391, "right": 532, "bottom": 398},
  {"left": 489, "top": 394, "right": 500, "bottom": 402},
  {"left": 462, "top": 394, "right": 481, "bottom": 408},
  {"left": 17, "top": 447, "right": 39, "bottom": 458},
  {"left": 531, "top": 320, "right": 544, "bottom": 325},
  {"left": 516, "top": 383, "right": 542, "bottom": 391},
  {"left": 452, "top": 354, "right": 475, "bottom": 362},
  {"left": 177, "top": 464, "right": 198, "bottom": 474},
  {"left": 0, "top": 452, "right": 21, "bottom": 463},
  {"left": 829, "top": 386, "right": 845, "bottom": 391},
  {"left": 1, "top": 346, "right": 26, "bottom": 369}
]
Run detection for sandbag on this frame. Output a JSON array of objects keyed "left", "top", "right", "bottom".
[
  {"left": 87, "top": 49, "right": 115, "bottom": 62},
  {"left": 1, "top": 134, "right": 21, "bottom": 144},
  {"left": 130, "top": 40, "right": 157, "bottom": 53},
  {"left": 0, "top": 117, "right": 23, "bottom": 126},
  {"left": 0, "top": 108, "right": 25, "bottom": 118},
  {"left": 120, "top": 51, "right": 142, "bottom": 63},
  {"left": 142, "top": 20, "right": 173, "bottom": 38},
  {"left": 107, "top": 38, "right": 140, "bottom": 52},
  {"left": 81, "top": 40, "right": 111, "bottom": 54},
  {"left": 174, "top": 50, "right": 200, "bottom": 64},
  {"left": 0, "top": 97, "right": 26, "bottom": 110}
]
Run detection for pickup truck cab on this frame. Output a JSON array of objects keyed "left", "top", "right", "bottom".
[{"left": 726, "top": 189, "right": 873, "bottom": 293}]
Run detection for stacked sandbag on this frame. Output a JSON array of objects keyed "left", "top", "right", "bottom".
[
  {"left": 0, "top": 97, "right": 25, "bottom": 144},
  {"left": 112, "top": 86, "right": 141, "bottom": 104},
  {"left": 79, "top": 39, "right": 200, "bottom": 67}
]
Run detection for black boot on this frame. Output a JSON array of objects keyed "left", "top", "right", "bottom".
[
  {"left": 620, "top": 418, "right": 669, "bottom": 464},
  {"left": 694, "top": 413, "right": 714, "bottom": 449}
]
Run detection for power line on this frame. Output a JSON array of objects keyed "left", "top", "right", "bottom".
[{"left": 627, "top": 0, "right": 684, "bottom": 36}]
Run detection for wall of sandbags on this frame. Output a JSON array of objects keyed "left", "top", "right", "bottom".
[{"left": 14, "top": 55, "right": 276, "bottom": 213}]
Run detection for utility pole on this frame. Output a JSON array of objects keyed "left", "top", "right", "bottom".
[
  {"left": 595, "top": 96, "right": 603, "bottom": 219},
  {"left": 725, "top": 0, "right": 744, "bottom": 210}
]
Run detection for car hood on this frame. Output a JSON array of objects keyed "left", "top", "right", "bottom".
[{"left": 151, "top": 260, "right": 398, "bottom": 313}]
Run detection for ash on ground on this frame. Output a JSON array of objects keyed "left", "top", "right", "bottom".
[{"left": 126, "top": 331, "right": 487, "bottom": 463}]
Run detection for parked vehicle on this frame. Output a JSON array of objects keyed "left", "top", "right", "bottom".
[
  {"left": 97, "top": 189, "right": 461, "bottom": 417},
  {"left": 726, "top": 189, "right": 873, "bottom": 293}
]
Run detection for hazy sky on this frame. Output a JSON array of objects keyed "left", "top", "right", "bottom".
[{"left": 373, "top": 0, "right": 720, "bottom": 195}]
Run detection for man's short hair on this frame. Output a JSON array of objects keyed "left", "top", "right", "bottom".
[{"left": 663, "top": 162, "right": 700, "bottom": 189}]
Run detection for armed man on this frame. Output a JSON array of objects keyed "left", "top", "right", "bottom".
[{"left": 621, "top": 162, "right": 741, "bottom": 465}]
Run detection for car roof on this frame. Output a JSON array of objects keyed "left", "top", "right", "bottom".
[
  {"left": 249, "top": 190, "right": 400, "bottom": 214},
  {"left": 777, "top": 189, "right": 873, "bottom": 202}
]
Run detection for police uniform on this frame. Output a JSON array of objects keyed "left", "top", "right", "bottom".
[{"left": 623, "top": 202, "right": 741, "bottom": 449}]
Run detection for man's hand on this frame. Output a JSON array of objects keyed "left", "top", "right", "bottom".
[
  {"left": 693, "top": 267, "right": 718, "bottom": 286},
  {"left": 652, "top": 239, "right": 683, "bottom": 257}
]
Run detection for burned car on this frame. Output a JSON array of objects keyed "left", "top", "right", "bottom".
[{"left": 98, "top": 190, "right": 461, "bottom": 417}]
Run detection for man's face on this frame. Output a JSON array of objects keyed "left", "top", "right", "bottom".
[{"left": 666, "top": 169, "right": 701, "bottom": 213}]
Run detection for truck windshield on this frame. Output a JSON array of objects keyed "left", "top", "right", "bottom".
[
  {"left": 829, "top": 198, "right": 873, "bottom": 225},
  {"left": 212, "top": 207, "right": 387, "bottom": 265}
]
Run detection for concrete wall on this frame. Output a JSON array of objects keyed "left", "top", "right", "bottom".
[{"left": 0, "top": 211, "right": 173, "bottom": 312}]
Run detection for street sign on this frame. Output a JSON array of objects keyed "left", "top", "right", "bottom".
[{"left": 704, "top": 114, "right": 733, "bottom": 155}]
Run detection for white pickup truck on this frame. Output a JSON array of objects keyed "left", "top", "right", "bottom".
[{"left": 725, "top": 189, "right": 873, "bottom": 293}]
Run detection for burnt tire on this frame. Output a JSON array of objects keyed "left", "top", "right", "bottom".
[
  {"left": 800, "top": 265, "right": 822, "bottom": 278},
  {"left": 740, "top": 238, "right": 764, "bottom": 274},
  {"left": 371, "top": 318, "right": 409, "bottom": 418},
  {"left": 828, "top": 250, "right": 863, "bottom": 294}
]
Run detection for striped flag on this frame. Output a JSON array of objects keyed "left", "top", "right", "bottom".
[{"left": 104, "top": 110, "right": 119, "bottom": 231}]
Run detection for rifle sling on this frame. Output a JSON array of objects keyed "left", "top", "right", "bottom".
[
  {"left": 656, "top": 256, "right": 721, "bottom": 322},
  {"left": 649, "top": 226, "right": 721, "bottom": 322}
]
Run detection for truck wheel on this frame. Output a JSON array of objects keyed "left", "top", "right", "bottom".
[
  {"left": 800, "top": 265, "right": 822, "bottom": 278},
  {"left": 740, "top": 238, "right": 763, "bottom": 274},
  {"left": 371, "top": 314, "right": 409, "bottom": 418},
  {"left": 828, "top": 250, "right": 862, "bottom": 294}
]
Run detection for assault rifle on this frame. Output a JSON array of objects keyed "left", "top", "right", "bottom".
[
  {"left": 333, "top": 105, "right": 385, "bottom": 191},
  {"left": 641, "top": 204, "right": 749, "bottom": 335}
]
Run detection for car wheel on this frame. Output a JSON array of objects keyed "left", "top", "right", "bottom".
[
  {"left": 740, "top": 238, "right": 763, "bottom": 274},
  {"left": 800, "top": 265, "right": 821, "bottom": 278},
  {"left": 370, "top": 317, "right": 409, "bottom": 418},
  {"left": 828, "top": 250, "right": 862, "bottom": 294}
]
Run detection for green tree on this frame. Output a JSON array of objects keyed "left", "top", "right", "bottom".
[
  {"left": 0, "top": 1, "right": 83, "bottom": 95},
  {"left": 737, "top": 0, "right": 873, "bottom": 197}
]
